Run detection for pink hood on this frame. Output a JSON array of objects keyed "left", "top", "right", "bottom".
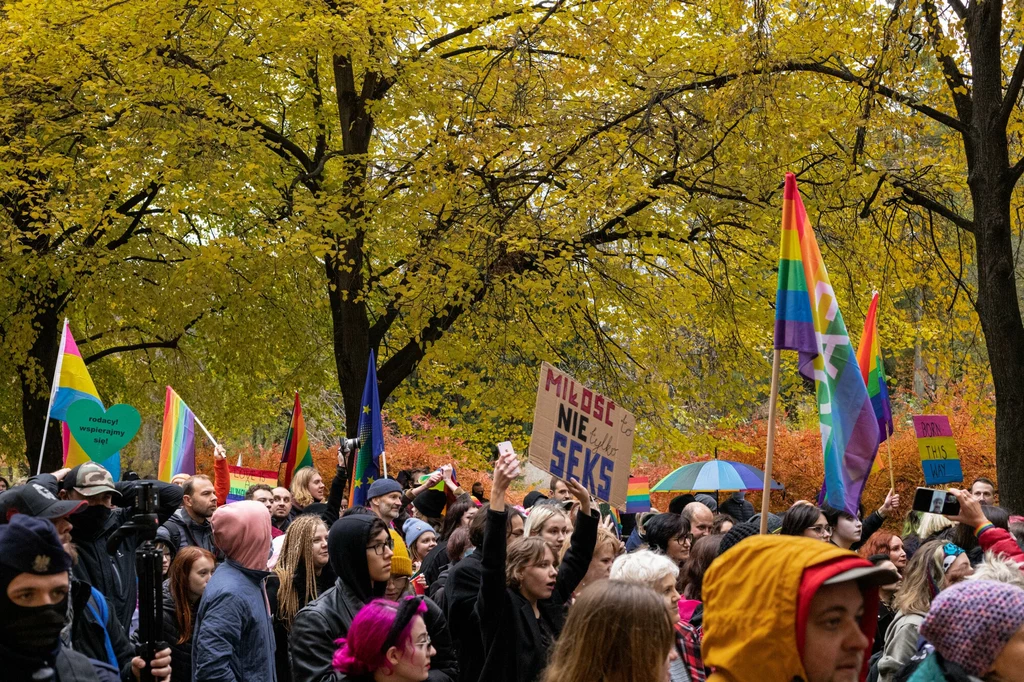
[{"left": 211, "top": 501, "right": 272, "bottom": 570}]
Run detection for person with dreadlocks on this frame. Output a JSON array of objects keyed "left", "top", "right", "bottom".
[{"left": 266, "top": 515, "right": 334, "bottom": 682}]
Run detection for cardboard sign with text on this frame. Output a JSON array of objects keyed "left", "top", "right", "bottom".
[
  {"left": 913, "top": 415, "right": 962, "bottom": 485},
  {"left": 529, "top": 362, "right": 635, "bottom": 508},
  {"left": 227, "top": 465, "right": 279, "bottom": 503}
]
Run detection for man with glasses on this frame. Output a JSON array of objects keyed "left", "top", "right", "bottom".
[{"left": 290, "top": 512, "right": 459, "bottom": 682}]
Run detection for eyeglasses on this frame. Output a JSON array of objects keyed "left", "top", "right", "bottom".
[
  {"left": 414, "top": 636, "right": 432, "bottom": 652},
  {"left": 808, "top": 524, "right": 832, "bottom": 537},
  {"left": 367, "top": 539, "right": 394, "bottom": 556}
]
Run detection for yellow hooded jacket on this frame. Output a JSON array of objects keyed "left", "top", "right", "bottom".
[{"left": 702, "top": 535, "right": 875, "bottom": 682}]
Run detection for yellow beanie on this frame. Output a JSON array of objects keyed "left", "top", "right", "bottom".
[{"left": 389, "top": 529, "right": 412, "bottom": 577}]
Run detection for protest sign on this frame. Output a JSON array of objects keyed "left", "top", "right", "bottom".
[
  {"left": 529, "top": 362, "right": 635, "bottom": 508},
  {"left": 913, "top": 415, "right": 963, "bottom": 485},
  {"left": 65, "top": 400, "right": 141, "bottom": 460},
  {"left": 227, "top": 465, "right": 279, "bottom": 502}
]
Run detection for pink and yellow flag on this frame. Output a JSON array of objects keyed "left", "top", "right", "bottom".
[{"left": 50, "top": 321, "right": 120, "bottom": 479}]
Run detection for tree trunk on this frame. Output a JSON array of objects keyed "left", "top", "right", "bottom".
[
  {"left": 965, "top": 0, "right": 1024, "bottom": 512},
  {"left": 19, "top": 293, "right": 64, "bottom": 474}
]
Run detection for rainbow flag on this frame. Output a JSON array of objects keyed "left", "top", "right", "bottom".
[
  {"left": 158, "top": 386, "right": 196, "bottom": 482},
  {"left": 857, "top": 292, "right": 894, "bottom": 446},
  {"left": 625, "top": 476, "right": 651, "bottom": 513},
  {"left": 774, "top": 173, "right": 880, "bottom": 515},
  {"left": 49, "top": 321, "right": 120, "bottom": 479},
  {"left": 352, "top": 351, "right": 385, "bottom": 507},
  {"left": 279, "top": 392, "right": 313, "bottom": 488}
]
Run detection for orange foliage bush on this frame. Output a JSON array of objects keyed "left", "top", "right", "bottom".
[{"left": 190, "top": 394, "right": 994, "bottom": 522}]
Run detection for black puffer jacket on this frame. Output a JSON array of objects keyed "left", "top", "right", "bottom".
[
  {"left": 475, "top": 507, "right": 597, "bottom": 682},
  {"left": 289, "top": 515, "right": 458, "bottom": 682},
  {"left": 32, "top": 472, "right": 182, "bottom": 632},
  {"left": 160, "top": 581, "right": 195, "bottom": 682},
  {"left": 444, "top": 551, "right": 484, "bottom": 682}
]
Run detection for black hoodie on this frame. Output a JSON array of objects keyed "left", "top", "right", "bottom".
[{"left": 290, "top": 515, "right": 459, "bottom": 682}]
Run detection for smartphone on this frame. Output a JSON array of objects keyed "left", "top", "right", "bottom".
[
  {"left": 912, "top": 487, "right": 961, "bottom": 516},
  {"left": 496, "top": 441, "right": 516, "bottom": 458}
]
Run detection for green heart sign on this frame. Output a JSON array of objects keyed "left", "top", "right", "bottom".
[{"left": 65, "top": 400, "right": 141, "bottom": 460}]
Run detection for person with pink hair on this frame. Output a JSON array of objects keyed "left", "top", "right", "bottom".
[{"left": 333, "top": 597, "right": 436, "bottom": 682}]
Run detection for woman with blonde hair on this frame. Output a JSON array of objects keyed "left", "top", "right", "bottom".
[
  {"left": 290, "top": 466, "right": 325, "bottom": 511},
  {"left": 524, "top": 503, "right": 572, "bottom": 556},
  {"left": 540, "top": 580, "right": 675, "bottom": 682},
  {"left": 266, "top": 515, "right": 333, "bottom": 682},
  {"left": 558, "top": 525, "right": 621, "bottom": 598},
  {"left": 877, "top": 538, "right": 973, "bottom": 682}
]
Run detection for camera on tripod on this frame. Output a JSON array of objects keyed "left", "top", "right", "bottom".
[{"left": 107, "top": 481, "right": 165, "bottom": 682}]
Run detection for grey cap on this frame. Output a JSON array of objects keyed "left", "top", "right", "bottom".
[{"left": 366, "top": 478, "right": 403, "bottom": 500}]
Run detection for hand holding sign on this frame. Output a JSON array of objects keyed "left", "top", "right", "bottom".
[
  {"left": 65, "top": 400, "right": 141, "bottom": 461},
  {"left": 565, "top": 477, "right": 591, "bottom": 517}
]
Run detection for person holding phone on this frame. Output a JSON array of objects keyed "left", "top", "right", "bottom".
[
  {"left": 946, "top": 488, "right": 1024, "bottom": 567},
  {"left": 476, "top": 451, "right": 597, "bottom": 682}
]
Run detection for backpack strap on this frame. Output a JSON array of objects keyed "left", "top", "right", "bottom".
[{"left": 85, "top": 586, "right": 118, "bottom": 669}]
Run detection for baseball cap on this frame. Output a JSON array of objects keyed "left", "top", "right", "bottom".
[
  {"left": 65, "top": 463, "right": 120, "bottom": 499},
  {"left": 523, "top": 491, "right": 548, "bottom": 509},
  {"left": 0, "top": 483, "right": 86, "bottom": 521}
]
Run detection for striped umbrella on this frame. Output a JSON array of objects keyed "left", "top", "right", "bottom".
[{"left": 651, "top": 460, "right": 784, "bottom": 493}]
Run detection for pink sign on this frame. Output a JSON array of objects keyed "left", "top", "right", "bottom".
[{"left": 912, "top": 415, "right": 953, "bottom": 439}]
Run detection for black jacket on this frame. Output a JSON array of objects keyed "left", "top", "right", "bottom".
[
  {"left": 157, "top": 508, "right": 218, "bottom": 558},
  {"left": 265, "top": 564, "right": 335, "bottom": 682},
  {"left": 160, "top": 581, "right": 195, "bottom": 682},
  {"left": 289, "top": 515, "right": 457, "bottom": 682},
  {"left": 32, "top": 473, "right": 182, "bottom": 632},
  {"left": 475, "top": 507, "right": 597, "bottom": 682},
  {"left": 68, "top": 578, "right": 135, "bottom": 682},
  {"left": 444, "top": 552, "right": 484, "bottom": 682}
]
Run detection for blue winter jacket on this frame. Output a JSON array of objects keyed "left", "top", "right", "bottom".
[{"left": 192, "top": 559, "right": 276, "bottom": 682}]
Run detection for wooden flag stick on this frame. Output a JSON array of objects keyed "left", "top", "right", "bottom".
[
  {"left": 886, "top": 437, "right": 895, "bottom": 492},
  {"left": 760, "top": 349, "right": 783, "bottom": 535},
  {"left": 193, "top": 414, "right": 219, "bottom": 449}
]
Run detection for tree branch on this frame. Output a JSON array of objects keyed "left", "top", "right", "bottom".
[
  {"left": 893, "top": 180, "right": 975, "bottom": 232},
  {"left": 1001, "top": 44, "right": 1024, "bottom": 126}
]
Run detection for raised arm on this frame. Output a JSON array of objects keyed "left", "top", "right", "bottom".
[
  {"left": 554, "top": 478, "right": 597, "bottom": 602},
  {"left": 476, "top": 452, "right": 519, "bottom": 639},
  {"left": 213, "top": 445, "right": 229, "bottom": 507}
]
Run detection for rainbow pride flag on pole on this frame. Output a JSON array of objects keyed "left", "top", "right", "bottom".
[
  {"left": 774, "top": 173, "right": 880, "bottom": 515},
  {"left": 352, "top": 352, "right": 385, "bottom": 507},
  {"left": 857, "top": 292, "right": 894, "bottom": 445},
  {"left": 279, "top": 392, "right": 313, "bottom": 488},
  {"left": 45, "top": 321, "right": 121, "bottom": 479},
  {"left": 158, "top": 386, "right": 196, "bottom": 482}
]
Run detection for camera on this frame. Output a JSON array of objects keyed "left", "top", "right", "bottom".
[{"left": 341, "top": 437, "right": 360, "bottom": 454}]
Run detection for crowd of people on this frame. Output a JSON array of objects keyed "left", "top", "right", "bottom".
[{"left": 1, "top": 444, "right": 1022, "bottom": 682}]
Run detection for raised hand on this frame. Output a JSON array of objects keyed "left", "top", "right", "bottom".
[
  {"left": 490, "top": 451, "right": 520, "bottom": 511},
  {"left": 214, "top": 444, "right": 226, "bottom": 460},
  {"left": 565, "top": 477, "right": 591, "bottom": 516},
  {"left": 880, "top": 488, "right": 901, "bottom": 518},
  {"left": 947, "top": 488, "right": 986, "bottom": 528}
]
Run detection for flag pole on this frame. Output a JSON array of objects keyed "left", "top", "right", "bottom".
[
  {"left": 886, "top": 437, "right": 895, "bottom": 492},
  {"left": 760, "top": 349, "right": 782, "bottom": 535},
  {"left": 193, "top": 414, "right": 219, "bottom": 449},
  {"left": 37, "top": 319, "right": 69, "bottom": 475},
  {"left": 381, "top": 451, "right": 388, "bottom": 479}
]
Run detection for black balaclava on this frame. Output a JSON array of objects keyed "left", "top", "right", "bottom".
[
  {"left": 328, "top": 514, "right": 388, "bottom": 603},
  {"left": 0, "top": 515, "right": 74, "bottom": 681}
]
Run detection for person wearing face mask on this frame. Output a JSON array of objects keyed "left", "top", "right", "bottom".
[
  {"left": 192, "top": 501, "right": 276, "bottom": 682},
  {"left": 0, "top": 481, "right": 174, "bottom": 682},
  {"left": 0, "top": 514, "right": 123, "bottom": 682},
  {"left": 28, "top": 464, "right": 183, "bottom": 635},
  {"left": 266, "top": 516, "right": 333, "bottom": 682},
  {"left": 163, "top": 547, "right": 216, "bottom": 682},
  {"left": 289, "top": 512, "right": 458, "bottom": 682},
  {"left": 475, "top": 451, "right": 597, "bottom": 682}
]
